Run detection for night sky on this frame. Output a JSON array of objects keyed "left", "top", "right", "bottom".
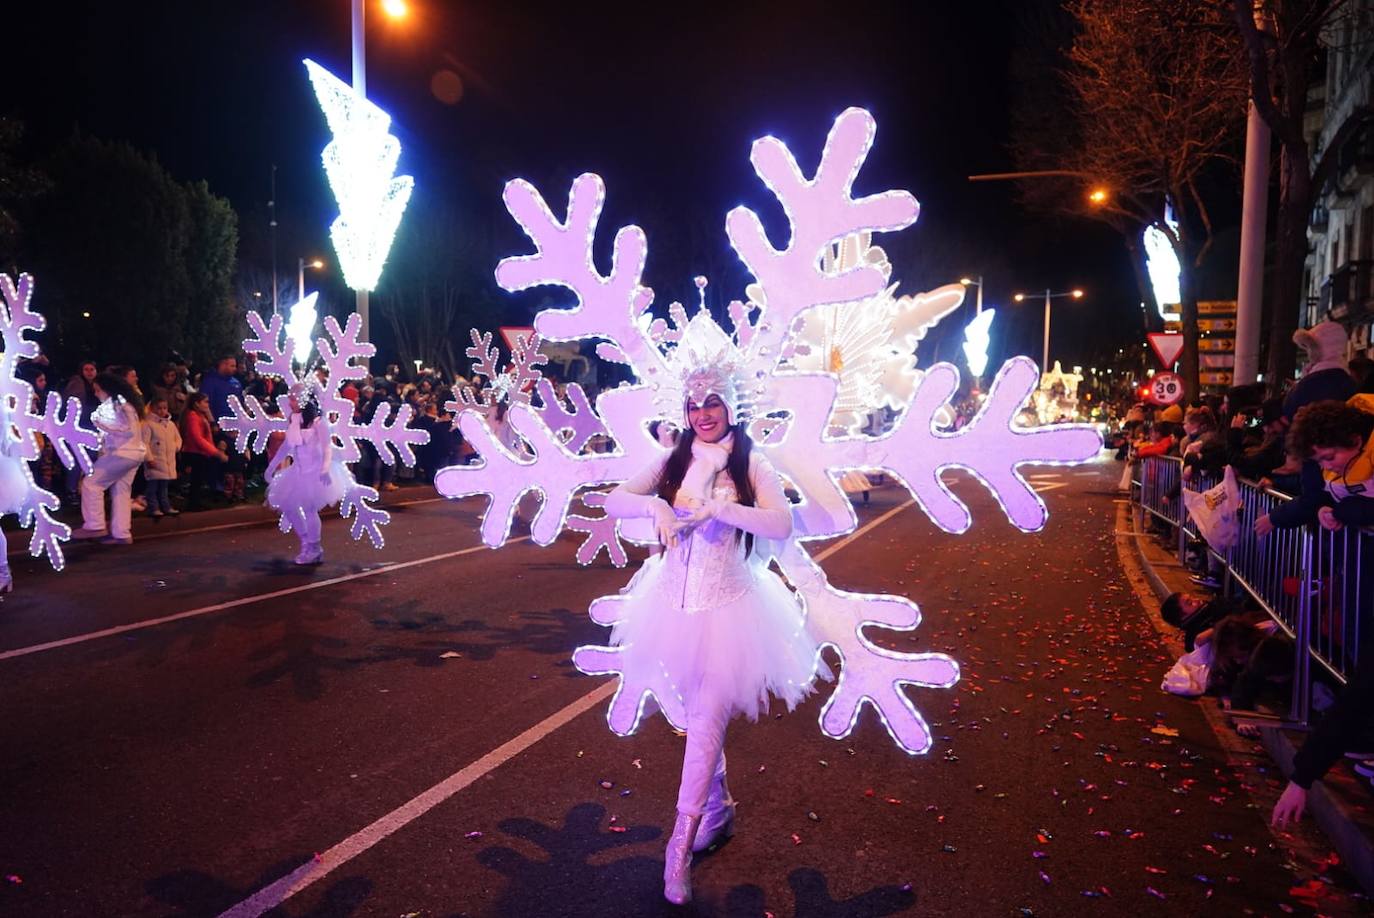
[{"left": 2, "top": 0, "right": 1157, "bottom": 371}]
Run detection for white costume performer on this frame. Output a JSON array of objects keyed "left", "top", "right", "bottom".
[
  {"left": 80, "top": 395, "right": 145, "bottom": 543},
  {"left": 264, "top": 396, "right": 348, "bottom": 565},
  {"left": 0, "top": 438, "right": 29, "bottom": 591},
  {"left": 602, "top": 337, "right": 821, "bottom": 903}
]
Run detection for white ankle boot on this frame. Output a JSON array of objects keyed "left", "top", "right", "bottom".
[
  {"left": 692, "top": 771, "right": 736, "bottom": 852},
  {"left": 293, "top": 542, "right": 323, "bottom": 565},
  {"left": 663, "top": 811, "right": 701, "bottom": 905}
]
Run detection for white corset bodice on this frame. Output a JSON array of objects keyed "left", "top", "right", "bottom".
[{"left": 659, "top": 474, "right": 756, "bottom": 612}]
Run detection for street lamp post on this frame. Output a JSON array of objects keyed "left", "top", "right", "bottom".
[
  {"left": 959, "top": 276, "right": 984, "bottom": 315},
  {"left": 298, "top": 257, "right": 325, "bottom": 301},
  {"left": 1013, "top": 288, "right": 1084, "bottom": 372},
  {"left": 343, "top": 0, "right": 407, "bottom": 347}
]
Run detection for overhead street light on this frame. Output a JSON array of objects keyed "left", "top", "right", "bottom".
[
  {"left": 959, "top": 275, "right": 984, "bottom": 315},
  {"left": 298, "top": 256, "right": 326, "bottom": 300},
  {"left": 1011, "top": 287, "right": 1087, "bottom": 373}
]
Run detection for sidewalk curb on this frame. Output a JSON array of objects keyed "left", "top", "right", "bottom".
[{"left": 1124, "top": 501, "right": 1374, "bottom": 896}]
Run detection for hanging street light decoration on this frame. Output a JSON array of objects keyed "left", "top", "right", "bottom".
[{"left": 303, "top": 58, "right": 414, "bottom": 295}]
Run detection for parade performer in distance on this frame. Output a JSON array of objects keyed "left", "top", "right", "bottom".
[
  {"left": 263, "top": 381, "right": 347, "bottom": 565},
  {"left": 600, "top": 319, "right": 822, "bottom": 905}
]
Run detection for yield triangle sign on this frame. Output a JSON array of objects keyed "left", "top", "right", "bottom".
[{"left": 1147, "top": 332, "right": 1185, "bottom": 369}]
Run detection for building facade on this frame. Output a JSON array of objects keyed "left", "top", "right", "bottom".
[{"left": 1304, "top": 2, "right": 1374, "bottom": 357}]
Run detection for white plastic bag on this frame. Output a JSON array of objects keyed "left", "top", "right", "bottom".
[
  {"left": 1182, "top": 466, "right": 1240, "bottom": 552},
  {"left": 1162, "top": 643, "right": 1214, "bottom": 697}
]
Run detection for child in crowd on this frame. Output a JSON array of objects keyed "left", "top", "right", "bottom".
[
  {"left": 220, "top": 435, "right": 248, "bottom": 503},
  {"left": 141, "top": 397, "right": 182, "bottom": 517}
]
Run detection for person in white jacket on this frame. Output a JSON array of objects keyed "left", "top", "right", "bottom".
[
  {"left": 72, "top": 373, "right": 146, "bottom": 545},
  {"left": 141, "top": 396, "right": 182, "bottom": 517}
]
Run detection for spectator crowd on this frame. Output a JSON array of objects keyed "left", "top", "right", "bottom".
[
  {"left": 1110, "top": 321, "right": 1374, "bottom": 834},
  {"left": 13, "top": 350, "right": 488, "bottom": 543}
]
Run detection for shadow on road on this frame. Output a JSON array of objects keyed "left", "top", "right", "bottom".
[
  {"left": 474, "top": 803, "right": 917, "bottom": 917},
  {"left": 146, "top": 858, "right": 372, "bottom": 917}
]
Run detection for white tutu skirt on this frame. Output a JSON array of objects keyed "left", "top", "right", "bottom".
[
  {"left": 266, "top": 459, "right": 349, "bottom": 513},
  {"left": 0, "top": 457, "right": 31, "bottom": 515},
  {"left": 608, "top": 554, "right": 821, "bottom": 724}
]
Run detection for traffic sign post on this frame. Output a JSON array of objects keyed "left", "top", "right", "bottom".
[
  {"left": 1148, "top": 371, "right": 1185, "bottom": 406},
  {"left": 1147, "top": 332, "right": 1185, "bottom": 369}
]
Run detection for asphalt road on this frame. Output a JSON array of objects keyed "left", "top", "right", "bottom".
[{"left": 0, "top": 459, "right": 1366, "bottom": 917}]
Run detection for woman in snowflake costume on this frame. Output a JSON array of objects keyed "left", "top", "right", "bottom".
[
  {"left": 602, "top": 328, "right": 820, "bottom": 905},
  {"left": 263, "top": 381, "right": 348, "bottom": 565}
]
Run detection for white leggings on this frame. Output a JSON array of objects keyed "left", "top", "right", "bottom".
[
  {"left": 289, "top": 508, "right": 321, "bottom": 550},
  {"left": 675, "top": 685, "right": 733, "bottom": 816},
  {"left": 81, "top": 454, "right": 142, "bottom": 540}
]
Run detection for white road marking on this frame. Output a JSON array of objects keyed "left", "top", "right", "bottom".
[
  {"left": 0, "top": 537, "right": 526, "bottom": 662},
  {"left": 5, "top": 496, "right": 454, "bottom": 558},
  {"left": 217, "top": 499, "right": 915, "bottom": 917},
  {"left": 216, "top": 681, "right": 617, "bottom": 918}
]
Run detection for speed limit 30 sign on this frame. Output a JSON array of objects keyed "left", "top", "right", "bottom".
[{"left": 1148, "top": 372, "right": 1184, "bottom": 406}]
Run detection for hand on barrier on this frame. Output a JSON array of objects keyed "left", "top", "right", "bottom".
[
  {"left": 1317, "top": 506, "right": 1344, "bottom": 532},
  {"left": 1254, "top": 513, "right": 1274, "bottom": 538}
]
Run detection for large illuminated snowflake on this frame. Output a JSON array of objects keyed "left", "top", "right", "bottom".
[
  {"left": 435, "top": 109, "right": 1101, "bottom": 754},
  {"left": 220, "top": 300, "right": 428, "bottom": 547},
  {"left": 0, "top": 273, "right": 99, "bottom": 570}
]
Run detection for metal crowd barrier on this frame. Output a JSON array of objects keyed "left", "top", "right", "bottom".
[{"left": 1130, "top": 455, "right": 1373, "bottom": 729}]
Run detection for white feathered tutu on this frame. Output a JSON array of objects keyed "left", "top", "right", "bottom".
[
  {"left": 606, "top": 531, "right": 821, "bottom": 725},
  {"left": 266, "top": 459, "right": 349, "bottom": 513}
]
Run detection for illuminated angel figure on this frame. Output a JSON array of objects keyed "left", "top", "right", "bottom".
[
  {"left": 219, "top": 298, "right": 428, "bottom": 564},
  {"left": 0, "top": 273, "right": 99, "bottom": 590},
  {"left": 436, "top": 107, "right": 1102, "bottom": 905}
]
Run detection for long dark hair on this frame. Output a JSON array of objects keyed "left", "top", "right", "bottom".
[
  {"left": 93, "top": 371, "right": 145, "bottom": 419},
  {"left": 655, "top": 422, "right": 757, "bottom": 552}
]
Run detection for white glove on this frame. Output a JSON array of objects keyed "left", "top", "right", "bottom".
[{"left": 649, "top": 497, "right": 680, "bottom": 549}]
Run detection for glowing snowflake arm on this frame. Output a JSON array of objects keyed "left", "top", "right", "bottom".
[
  {"left": 726, "top": 108, "right": 919, "bottom": 360},
  {"left": 777, "top": 541, "right": 958, "bottom": 755},
  {"left": 338, "top": 480, "right": 389, "bottom": 548},
  {"left": 220, "top": 394, "right": 288, "bottom": 455},
  {"left": 34, "top": 392, "right": 98, "bottom": 473},
  {"left": 241, "top": 310, "right": 296, "bottom": 381},
  {"left": 534, "top": 379, "right": 607, "bottom": 453},
  {"left": 342, "top": 400, "right": 428, "bottom": 466},
  {"left": 435, "top": 387, "right": 657, "bottom": 547},
  {"left": 567, "top": 492, "right": 629, "bottom": 567},
  {"left": 494, "top": 174, "right": 661, "bottom": 373},
  {"left": 314, "top": 313, "right": 376, "bottom": 463},
  {"left": 865, "top": 358, "right": 1102, "bottom": 533}
]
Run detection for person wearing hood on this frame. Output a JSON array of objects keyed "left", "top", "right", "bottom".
[{"left": 1283, "top": 322, "right": 1356, "bottom": 422}]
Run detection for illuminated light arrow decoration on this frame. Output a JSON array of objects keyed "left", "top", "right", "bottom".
[
  {"left": 304, "top": 59, "right": 414, "bottom": 292},
  {"left": 286, "top": 291, "right": 320, "bottom": 364},
  {"left": 962, "top": 308, "right": 996, "bottom": 378}
]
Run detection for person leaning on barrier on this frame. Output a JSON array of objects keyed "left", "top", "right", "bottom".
[
  {"left": 1287, "top": 397, "right": 1374, "bottom": 531},
  {"left": 1253, "top": 396, "right": 1374, "bottom": 536},
  {"left": 1160, "top": 591, "right": 1249, "bottom": 652},
  {"left": 1181, "top": 407, "right": 1226, "bottom": 481},
  {"left": 1227, "top": 397, "right": 1289, "bottom": 484}
]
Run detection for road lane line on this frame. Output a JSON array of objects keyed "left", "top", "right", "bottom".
[
  {"left": 216, "top": 681, "right": 617, "bottom": 918},
  {"left": 6, "top": 496, "right": 455, "bottom": 557},
  {"left": 0, "top": 537, "right": 527, "bottom": 663},
  {"left": 218, "top": 499, "right": 914, "bottom": 917}
]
